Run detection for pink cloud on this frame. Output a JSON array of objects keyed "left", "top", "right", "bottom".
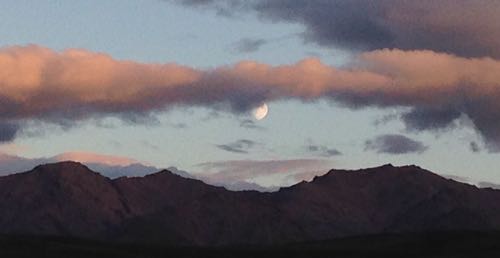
[
  {"left": 53, "top": 151, "right": 140, "bottom": 167},
  {"left": 1, "top": 45, "right": 500, "bottom": 148}
]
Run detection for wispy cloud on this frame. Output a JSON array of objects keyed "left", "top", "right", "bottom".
[
  {"left": 53, "top": 151, "right": 141, "bottom": 166},
  {"left": 305, "top": 143, "right": 342, "bottom": 157},
  {"left": 216, "top": 139, "right": 257, "bottom": 154},
  {"left": 197, "top": 159, "right": 332, "bottom": 186},
  {"left": 232, "top": 38, "right": 268, "bottom": 53},
  {"left": 478, "top": 182, "right": 500, "bottom": 190},
  {"left": 239, "top": 119, "right": 264, "bottom": 130}
]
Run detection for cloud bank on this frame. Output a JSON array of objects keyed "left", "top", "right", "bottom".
[
  {"left": 175, "top": 0, "right": 500, "bottom": 58},
  {"left": 2, "top": 45, "right": 500, "bottom": 149}
]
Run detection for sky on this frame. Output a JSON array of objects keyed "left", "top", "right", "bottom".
[{"left": 0, "top": 0, "right": 499, "bottom": 189}]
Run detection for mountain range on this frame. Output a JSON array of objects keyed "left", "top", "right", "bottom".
[{"left": 1, "top": 161, "right": 500, "bottom": 248}]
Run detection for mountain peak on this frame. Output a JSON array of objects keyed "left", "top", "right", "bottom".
[
  {"left": 32, "top": 161, "right": 97, "bottom": 173},
  {"left": 305, "top": 164, "right": 442, "bottom": 189},
  {"left": 25, "top": 161, "right": 108, "bottom": 185},
  {"left": 34, "top": 160, "right": 87, "bottom": 169}
]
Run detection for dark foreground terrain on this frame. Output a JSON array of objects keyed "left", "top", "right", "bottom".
[{"left": 2, "top": 231, "right": 500, "bottom": 258}]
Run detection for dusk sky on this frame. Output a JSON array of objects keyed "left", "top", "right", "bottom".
[{"left": 1, "top": 0, "right": 499, "bottom": 188}]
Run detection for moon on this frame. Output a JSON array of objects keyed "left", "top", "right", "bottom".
[{"left": 253, "top": 103, "right": 268, "bottom": 120}]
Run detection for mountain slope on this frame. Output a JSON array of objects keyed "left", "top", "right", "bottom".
[
  {"left": 0, "top": 162, "right": 500, "bottom": 246},
  {"left": 0, "top": 162, "right": 125, "bottom": 237}
]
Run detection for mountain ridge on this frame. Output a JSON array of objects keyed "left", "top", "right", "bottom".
[{"left": 1, "top": 161, "right": 499, "bottom": 246}]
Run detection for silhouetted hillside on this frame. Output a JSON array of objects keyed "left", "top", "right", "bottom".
[{"left": 1, "top": 162, "right": 500, "bottom": 249}]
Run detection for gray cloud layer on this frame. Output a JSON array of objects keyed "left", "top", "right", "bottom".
[
  {"left": 365, "top": 134, "right": 428, "bottom": 154},
  {"left": 175, "top": 0, "right": 500, "bottom": 58}
]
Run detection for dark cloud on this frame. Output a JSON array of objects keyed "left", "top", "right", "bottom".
[
  {"left": 305, "top": 144, "right": 342, "bottom": 157},
  {"left": 239, "top": 119, "right": 264, "bottom": 130},
  {"left": 0, "top": 123, "right": 19, "bottom": 142},
  {"left": 402, "top": 108, "right": 462, "bottom": 131},
  {"left": 373, "top": 113, "right": 399, "bottom": 127},
  {"left": 174, "top": 0, "right": 500, "bottom": 58},
  {"left": 216, "top": 139, "right": 257, "bottom": 154},
  {"left": 470, "top": 141, "right": 481, "bottom": 153},
  {"left": 233, "top": 38, "right": 267, "bottom": 53},
  {"left": 176, "top": 0, "right": 249, "bottom": 16},
  {"left": 365, "top": 134, "right": 428, "bottom": 154}
]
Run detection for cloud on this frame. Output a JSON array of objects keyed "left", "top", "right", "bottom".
[
  {"left": 166, "top": 166, "right": 279, "bottom": 191},
  {"left": 0, "top": 152, "right": 49, "bottom": 175},
  {"left": 233, "top": 38, "right": 267, "bottom": 53},
  {"left": 305, "top": 144, "right": 342, "bottom": 157},
  {"left": 53, "top": 151, "right": 140, "bottom": 166},
  {"left": 216, "top": 139, "right": 257, "bottom": 154},
  {"left": 0, "top": 143, "right": 28, "bottom": 155},
  {"left": 239, "top": 119, "right": 264, "bottom": 129},
  {"left": 197, "top": 159, "right": 332, "bottom": 186},
  {"left": 0, "top": 122, "right": 19, "bottom": 142},
  {"left": 175, "top": 0, "right": 249, "bottom": 16},
  {"left": 212, "top": 180, "right": 279, "bottom": 192},
  {"left": 174, "top": 0, "right": 500, "bottom": 58},
  {"left": 401, "top": 108, "right": 462, "bottom": 132},
  {"left": 365, "top": 134, "right": 428, "bottom": 154},
  {"left": 85, "top": 163, "right": 160, "bottom": 178},
  {"left": 478, "top": 181, "right": 500, "bottom": 190},
  {"left": 3, "top": 45, "right": 500, "bottom": 150},
  {"left": 470, "top": 141, "right": 481, "bottom": 153},
  {"left": 441, "top": 174, "right": 500, "bottom": 190}
]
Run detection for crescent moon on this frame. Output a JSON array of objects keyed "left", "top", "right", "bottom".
[{"left": 253, "top": 103, "right": 268, "bottom": 120}]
